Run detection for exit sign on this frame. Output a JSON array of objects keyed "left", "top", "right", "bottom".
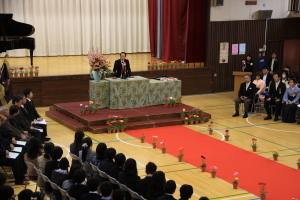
[{"left": 245, "top": 1, "right": 257, "bottom": 5}]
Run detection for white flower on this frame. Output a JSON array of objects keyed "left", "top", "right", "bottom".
[{"left": 82, "top": 143, "right": 88, "bottom": 148}]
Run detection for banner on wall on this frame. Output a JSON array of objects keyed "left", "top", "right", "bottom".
[
  {"left": 219, "top": 42, "right": 229, "bottom": 63},
  {"left": 232, "top": 44, "right": 238, "bottom": 55},
  {"left": 239, "top": 43, "right": 246, "bottom": 55}
]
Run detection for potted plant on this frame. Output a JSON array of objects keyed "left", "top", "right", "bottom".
[
  {"left": 224, "top": 130, "right": 230, "bottom": 141},
  {"left": 152, "top": 136, "right": 158, "bottom": 149},
  {"left": 140, "top": 132, "right": 145, "bottom": 143},
  {"left": 176, "top": 97, "right": 183, "bottom": 106},
  {"left": 208, "top": 122, "right": 213, "bottom": 135},
  {"left": 297, "top": 158, "right": 300, "bottom": 170},
  {"left": 119, "top": 123, "right": 126, "bottom": 132},
  {"left": 147, "top": 62, "right": 151, "bottom": 71},
  {"left": 259, "top": 182, "right": 267, "bottom": 200},
  {"left": 79, "top": 104, "right": 84, "bottom": 115},
  {"left": 183, "top": 117, "right": 189, "bottom": 125},
  {"left": 188, "top": 116, "right": 194, "bottom": 125},
  {"left": 160, "top": 141, "right": 166, "bottom": 154},
  {"left": 181, "top": 108, "right": 186, "bottom": 119},
  {"left": 83, "top": 105, "right": 89, "bottom": 115},
  {"left": 200, "top": 156, "right": 206, "bottom": 172},
  {"left": 210, "top": 166, "right": 218, "bottom": 178},
  {"left": 163, "top": 98, "right": 170, "bottom": 108},
  {"left": 29, "top": 66, "right": 34, "bottom": 77},
  {"left": 9, "top": 68, "right": 14, "bottom": 77},
  {"left": 194, "top": 115, "right": 199, "bottom": 124},
  {"left": 251, "top": 138, "right": 258, "bottom": 152},
  {"left": 232, "top": 172, "right": 239, "bottom": 189},
  {"left": 24, "top": 66, "right": 29, "bottom": 77},
  {"left": 178, "top": 147, "right": 184, "bottom": 162},
  {"left": 199, "top": 114, "right": 205, "bottom": 124},
  {"left": 272, "top": 149, "right": 279, "bottom": 161},
  {"left": 106, "top": 122, "right": 114, "bottom": 134},
  {"left": 19, "top": 67, "right": 24, "bottom": 77},
  {"left": 13, "top": 68, "right": 18, "bottom": 77},
  {"left": 88, "top": 48, "right": 112, "bottom": 81},
  {"left": 34, "top": 66, "right": 39, "bottom": 76}
]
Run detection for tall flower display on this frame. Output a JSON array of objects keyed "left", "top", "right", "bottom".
[{"left": 88, "top": 47, "right": 112, "bottom": 81}]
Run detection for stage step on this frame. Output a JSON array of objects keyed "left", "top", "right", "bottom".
[
  {"left": 89, "top": 118, "right": 185, "bottom": 134},
  {"left": 46, "top": 110, "right": 88, "bottom": 131}
]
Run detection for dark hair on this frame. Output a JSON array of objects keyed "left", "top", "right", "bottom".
[
  {"left": 112, "top": 189, "right": 126, "bottom": 200},
  {"left": 284, "top": 65, "right": 291, "bottom": 70},
  {"left": 262, "top": 66, "right": 270, "bottom": 71},
  {"left": 146, "top": 162, "right": 157, "bottom": 175},
  {"left": 43, "top": 142, "right": 54, "bottom": 159},
  {"left": 96, "top": 143, "right": 107, "bottom": 160},
  {"left": 273, "top": 72, "right": 282, "bottom": 79},
  {"left": 59, "top": 157, "right": 69, "bottom": 170},
  {"left": 246, "top": 54, "right": 253, "bottom": 62},
  {"left": 244, "top": 74, "right": 251, "bottom": 80},
  {"left": 123, "top": 158, "right": 138, "bottom": 176},
  {"left": 27, "top": 138, "right": 42, "bottom": 160},
  {"left": 282, "top": 70, "right": 289, "bottom": 78},
  {"left": 255, "top": 72, "right": 262, "bottom": 79},
  {"left": 12, "top": 95, "right": 22, "bottom": 104},
  {"left": 73, "top": 169, "right": 86, "bottom": 184},
  {"left": 50, "top": 146, "right": 63, "bottom": 160},
  {"left": 119, "top": 52, "right": 126, "bottom": 57},
  {"left": 105, "top": 147, "right": 116, "bottom": 160},
  {"left": 271, "top": 52, "right": 276, "bottom": 55},
  {"left": 0, "top": 185, "right": 14, "bottom": 200},
  {"left": 199, "top": 197, "right": 209, "bottom": 200},
  {"left": 147, "top": 171, "right": 166, "bottom": 198},
  {"left": 165, "top": 180, "right": 176, "bottom": 194},
  {"left": 0, "top": 173, "right": 6, "bottom": 186},
  {"left": 81, "top": 137, "right": 92, "bottom": 162},
  {"left": 68, "top": 163, "right": 82, "bottom": 180},
  {"left": 31, "top": 192, "right": 43, "bottom": 200},
  {"left": 9, "top": 105, "right": 19, "bottom": 115},
  {"left": 180, "top": 184, "right": 193, "bottom": 200},
  {"left": 73, "top": 131, "right": 84, "bottom": 155},
  {"left": 23, "top": 88, "right": 33, "bottom": 97},
  {"left": 114, "top": 153, "right": 126, "bottom": 167},
  {"left": 289, "top": 78, "right": 298, "bottom": 84},
  {"left": 18, "top": 189, "right": 33, "bottom": 200},
  {"left": 100, "top": 181, "right": 113, "bottom": 197},
  {"left": 87, "top": 177, "right": 101, "bottom": 192}
]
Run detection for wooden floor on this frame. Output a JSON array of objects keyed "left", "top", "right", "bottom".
[
  {"left": 4, "top": 53, "right": 161, "bottom": 76},
  {"left": 6, "top": 92, "right": 300, "bottom": 199}
]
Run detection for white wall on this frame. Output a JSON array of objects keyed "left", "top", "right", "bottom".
[{"left": 210, "top": 0, "right": 290, "bottom": 21}]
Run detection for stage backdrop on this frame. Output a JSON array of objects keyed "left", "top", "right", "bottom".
[{"left": 0, "top": 0, "right": 150, "bottom": 57}]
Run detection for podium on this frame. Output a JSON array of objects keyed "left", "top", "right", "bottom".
[{"left": 233, "top": 71, "right": 252, "bottom": 99}]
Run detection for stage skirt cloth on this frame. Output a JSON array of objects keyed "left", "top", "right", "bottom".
[{"left": 282, "top": 96, "right": 297, "bottom": 123}]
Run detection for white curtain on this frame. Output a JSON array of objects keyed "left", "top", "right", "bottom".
[{"left": 0, "top": 0, "right": 150, "bottom": 57}]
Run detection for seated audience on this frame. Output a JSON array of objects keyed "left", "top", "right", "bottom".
[
  {"left": 79, "top": 137, "right": 96, "bottom": 174},
  {"left": 99, "top": 181, "right": 113, "bottom": 200},
  {"left": 281, "top": 70, "right": 290, "bottom": 89},
  {"left": 62, "top": 163, "right": 82, "bottom": 192},
  {"left": 24, "top": 138, "right": 42, "bottom": 180},
  {"left": 81, "top": 177, "right": 101, "bottom": 200},
  {"left": 51, "top": 157, "right": 70, "bottom": 200},
  {"left": 0, "top": 114, "right": 18, "bottom": 151},
  {"left": 282, "top": 78, "right": 300, "bottom": 123},
  {"left": 146, "top": 171, "right": 166, "bottom": 200},
  {"left": 70, "top": 131, "right": 85, "bottom": 156},
  {"left": 109, "top": 152, "right": 126, "bottom": 180},
  {"left": 99, "top": 147, "right": 117, "bottom": 174},
  {"left": 18, "top": 189, "right": 43, "bottom": 200},
  {"left": 112, "top": 189, "right": 126, "bottom": 200},
  {"left": 283, "top": 65, "right": 291, "bottom": 74},
  {"left": 37, "top": 142, "right": 54, "bottom": 188},
  {"left": 264, "top": 72, "right": 286, "bottom": 121},
  {"left": 118, "top": 158, "right": 140, "bottom": 192},
  {"left": 252, "top": 72, "right": 265, "bottom": 97},
  {"left": 157, "top": 180, "right": 177, "bottom": 200},
  {"left": 232, "top": 74, "right": 256, "bottom": 118},
  {"left": 0, "top": 172, "right": 6, "bottom": 186},
  {"left": 91, "top": 142, "right": 107, "bottom": 169},
  {"left": 179, "top": 184, "right": 193, "bottom": 200},
  {"left": 136, "top": 162, "right": 157, "bottom": 198},
  {"left": 0, "top": 185, "right": 15, "bottom": 200},
  {"left": 69, "top": 169, "right": 89, "bottom": 200},
  {"left": 262, "top": 66, "right": 273, "bottom": 89}
]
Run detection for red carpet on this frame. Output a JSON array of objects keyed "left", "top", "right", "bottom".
[{"left": 126, "top": 126, "right": 300, "bottom": 200}]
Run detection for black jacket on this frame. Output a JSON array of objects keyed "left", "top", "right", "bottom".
[
  {"left": 244, "top": 61, "right": 253, "bottom": 73},
  {"left": 238, "top": 82, "right": 256, "bottom": 100},
  {"left": 268, "top": 81, "right": 286, "bottom": 101},
  {"left": 263, "top": 73, "right": 273, "bottom": 88},
  {"left": 113, "top": 59, "right": 132, "bottom": 78},
  {"left": 24, "top": 99, "right": 41, "bottom": 120},
  {"left": 267, "top": 58, "right": 280, "bottom": 72},
  {"left": 157, "top": 194, "right": 177, "bottom": 200},
  {"left": 136, "top": 176, "right": 152, "bottom": 198}
]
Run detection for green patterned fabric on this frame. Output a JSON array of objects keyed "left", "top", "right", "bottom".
[
  {"left": 149, "top": 79, "right": 182, "bottom": 105},
  {"left": 89, "top": 80, "right": 110, "bottom": 108}
]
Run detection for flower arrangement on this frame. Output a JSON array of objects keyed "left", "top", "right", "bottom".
[
  {"left": 152, "top": 136, "right": 158, "bottom": 145},
  {"left": 9, "top": 68, "right": 14, "bottom": 74},
  {"left": 34, "top": 66, "right": 39, "bottom": 73},
  {"left": 297, "top": 158, "right": 300, "bottom": 166},
  {"left": 272, "top": 149, "right": 279, "bottom": 156},
  {"left": 160, "top": 141, "right": 166, "bottom": 150},
  {"left": 259, "top": 182, "right": 267, "bottom": 198},
  {"left": 88, "top": 47, "right": 112, "bottom": 79},
  {"left": 200, "top": 155, "right": 206, "bottom": 167},
  {"left": 211, "top": 166, "right": 218, "bottom": 173},
  {"left": 178, "top": 147, "right": 185, "bottom": 158},
  {"left": 208, "top": 122, "right": 213, "bottom": 131},
  {"left": 106, "top": 115, "right": 127, "bottom": 133},
  {"left": 163, "top": 97, "right": 182, "bottom": 107},
  {"left": 19, "top": 67, "right": 24, "bottom": 74},
  {"left": 225, "top": 130, "right": 229, "bottom": 137},
  {"left": 251, "top": 138, "right": 258, "bottom": 148},
  {"left": 181, "top": 107, "right": 206, "bottom": 123},
  {"left": 29, "top": 67, "right": 34, "bottom": 74},
  {"left": 140, "top": 132, "right": 145, "bottom": 143},
  {"left": 232, "top": 172, "right": 239, "bottom": 184}
]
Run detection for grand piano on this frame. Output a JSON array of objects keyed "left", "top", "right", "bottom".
[{"left": 0, "top": 13, "right": 35, "bottom": 66}]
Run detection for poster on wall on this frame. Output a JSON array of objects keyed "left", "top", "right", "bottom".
[
  {"left": 219, "top": 42, "right": 229, "bottom": 63},
  {"left": 239, "top": 43, "right": 246, "bottom": 55},
  {"left": 232, "top": 44, "right": 238, "bottom": 55}
]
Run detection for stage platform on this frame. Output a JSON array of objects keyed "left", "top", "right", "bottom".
[{"left": 45, "top": 102, "right": 211, "bottom": 134}]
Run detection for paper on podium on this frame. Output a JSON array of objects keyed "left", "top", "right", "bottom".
[
  {"left": 8, "top": 152, "right": 19, "bottom": 159},
  {"left": 35, "top": 119, "right": 47, "bottom": 125},
  {"left": 16, "top": 141, "right": 26, "bottom": 146},
  {"left": 10, "top": 147, "right": 22, "bottom": 153}
]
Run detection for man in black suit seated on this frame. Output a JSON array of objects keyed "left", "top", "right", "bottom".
[
  {"left": 136, "top": 162, "right": 157, "bottom": 197},
  {"left": 233, "top": 74, "right": 256, "bottom": 118},
  {"left": 158, "top": 180, "right": 177, "bottom": 200},
  {"left": 108, "top": 153, "right": 126, "bottom": 180},
  {"left": 179, "top": 184, "right": 193, "bottom": 200},
  {"left": 81, "top": 177, "right": 102, "bottom": 200},
  {"left": 113, "top": 52, "right": 133, "bottom": 79},
  {"left": 267, "top": 52, "right": 280, "bottom": 74},
  {"left": 264, "top": 72, "right": 286, "bottom": 121},
  {"left": 99, "top": 148, "right": 117, "bottom": 174},
  {"left": 23, "top": 89, "right": 50, "bottom": 141},
  {"left": 262, "top": 66, "right": 273, "bottom": 90}
]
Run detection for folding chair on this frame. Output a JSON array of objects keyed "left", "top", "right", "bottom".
[
  {"left": 130, "top": 190, "right": 147, "bottom": 200},
  {"left": 69, "top": 153, "right": 83, "bottom": 165},
  {"left": 49, "top": 181, "right": 61, "bottom": 200},
  {"left": 24, "top": 161, "right": 38, "bottom": 191},
  {"left": 98, "top": 169, "right": 109, "bottom": 179},
  {"left": 40, "top": 174, "right": 53, "bottom": 199},
  {"left": 90, "top": 163, "right": 99, "bottom": 177},
  {"left": 107, "top": 175, "right": 119, "bottom": 185},
  {"left": 118, "top": 183, "right": 131, "bottom": 192},
  {"left": 34, "top": 166, "right": 45, "bottom": 192}
]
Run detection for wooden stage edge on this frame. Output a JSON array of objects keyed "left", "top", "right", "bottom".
[{"left": 11, "top": 67, "right": 214, "bottom": 107}]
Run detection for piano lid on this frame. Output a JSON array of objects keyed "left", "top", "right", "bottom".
[{"left": 0, "top": 13, "right": 35, "bottom": 37}]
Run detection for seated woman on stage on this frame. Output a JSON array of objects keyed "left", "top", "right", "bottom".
[
  {"left": 282, "top": 78, "right": 300, "bottom": 123},
  {"left": 113, "top": 52, "right": 133, "bottom": 79},
  {"left": 281, "top": 70, "right": 290, "bottom": 89}
]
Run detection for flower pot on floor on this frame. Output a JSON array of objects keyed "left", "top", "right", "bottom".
[
  {"left": 209, "top": 130, "right": 213, "bottom": 135},
  {"left": 152, "top": 144, "right": 156, "bottom": 149},
  {"left": 200, "top": 166, "right": 206, "bottom": 172},
  {"left": 162, "top": 149, "right": 166, "bottom": 154},
  {"left": 233, "top": 183, "right": 238, "bottom": 189},
  {"left": 178, "top": 157, "right": 183, "bottom": 162},
  {"left": 225, "top": 136, "right": 229, "bottom": 141},
  {"left": 211, "top": 172, "right": 216, "bottom": 178},
  {"left": 252, "top": 147, "right": 257, "bottom": 152},
  {"left": 140, "top": 138, "right": 145, "bottom": 143},
  {"left": 273, "top": 155, "right": 278, "bottom": 161}
]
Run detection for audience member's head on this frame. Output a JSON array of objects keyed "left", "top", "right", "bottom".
[
  {"left": 114, "top": 153, "right": 126, "bottom": 168},
  {"left": 68, "top": 163, "right": 82, "bottom": 180},
  {"left": 82, "top": 137, "right": 93, "bottom": 162},
  {"left": 284, "top": 65, "right": 291, "bottom": 72},
  {"left": 23, "top": 88, "right": 33, "bottom": 99},
  {"left": 123, "top": 158, "right": 138, "bottom": 176},
  {"left": 50, "top": 146, "right": 63, "bottom": 161},
  {"left": 165, "top": 180, "right": 176, "bottom": 194},
  {"left": 73, "top": 131, "right": 85, "bottom": 153},
  {"left": 0, "top": 185, "right": 14, "bottom": 200},
  {"left": 11, "top": 95, "right": 22, "bottom": 106},
  {"left": 19, "top": 94, "right": 26, "bottom": 105},
  {"left": 244, "top": 74, "right": 251, "bottom": 83},
  {"left": 271, "top": 52, "right": 277, "bottom": 59},
  {"left": 0, "top": 173, "right": 7, "bottom": 186},
  {"left": 255, "top": 72, "right": 262, "bottom": 80},
  {"left": 96, "top": 143, "right": 107, "bottom": 160},
  {"left": 43, "top": 142, "right": 54, "bottom": 159},
  {"left": 112, "top": 189, "right": 126, "bottom": 200},
  {"left": 0, "top": 114, "right": 6, "bottom": 126},
  {"left": 199, "top": 197, "right": 209, "bottom": 200},
  {"left": 26, "top": 138, "right": 42, "bottom": 160},
  {"left": 18, "top": 189, "right": 33, "bottom": 200},
  {"left": 87, "top": 177, "right": 101, "bottom": 192},
  {"left": 9, "top": 105, "right": 19, "bottom": 116},
  {"left": 0, "top": 106, "right": 9, "bottom": 117},
  {"left": 282, "top": 70, "right": 289, "bottom": 80},
  {"left": 246, "top": 54, "right": 253, "bottom": 62},
  {"left": 273, "top": 72, "right": 282, "bottom": 82},
  {"left": 147, "top": 171, "right": 166, "bottom": 196},
  {"left": 73, "top": 169, "right": 86, "bottom": 184},
  {"left": 145, "top": 162, "right": 157, "bottom": 175},
  {"left": 262, "top": 66, "right": 270, "bottom": 75},
  {"left": 100, "top": 181, "right": 113, "bottom": 197},
  {"left": 105, "top": 147, "right": 117, "bottom": 161},
  {"left": 180, "top": 184, "right": 193, "bottom": 200},
  {"left": 59, "top": 157, "right": 69, "bottom": 170},
  {"left": 289, "top": 78, "right": 298, "bottom": 87}
]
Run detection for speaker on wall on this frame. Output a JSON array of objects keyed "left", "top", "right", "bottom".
[
  {"left": 213, "top": 0, "right": 223, "bottom": 6},
  {"left": 258, "top": 10, "right": 273, "bottom": 19}
]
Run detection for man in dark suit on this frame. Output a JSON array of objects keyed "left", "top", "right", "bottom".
[
  {"left": 99, "top": 181, "right": 113, "bottom": 200},
  {"left": 136, "top": 162, "right": 157, "bottom": 197},
  {"left": 233, "top": 74, "right": 256, "bottom": 118},
  {"left": 178, "top": 184, "right": 193, "bottom": 200},
  {"left": 264, "top": 72, "right": 286, "bottom": 121},
  {"left": 113, "top": 52, "right": 132, "bottom": 79},
  {"left": 267, "top": 52, "right": 280, "bottom": 74},
  {"left": 262, "top": 66, "right": 273, "bottom": 89},
  {"left": 157, "top": 180, "right": 177, "bottom": 200},
  {"left": 81, "top": 177, "right": 102, "bottom": 200}
]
